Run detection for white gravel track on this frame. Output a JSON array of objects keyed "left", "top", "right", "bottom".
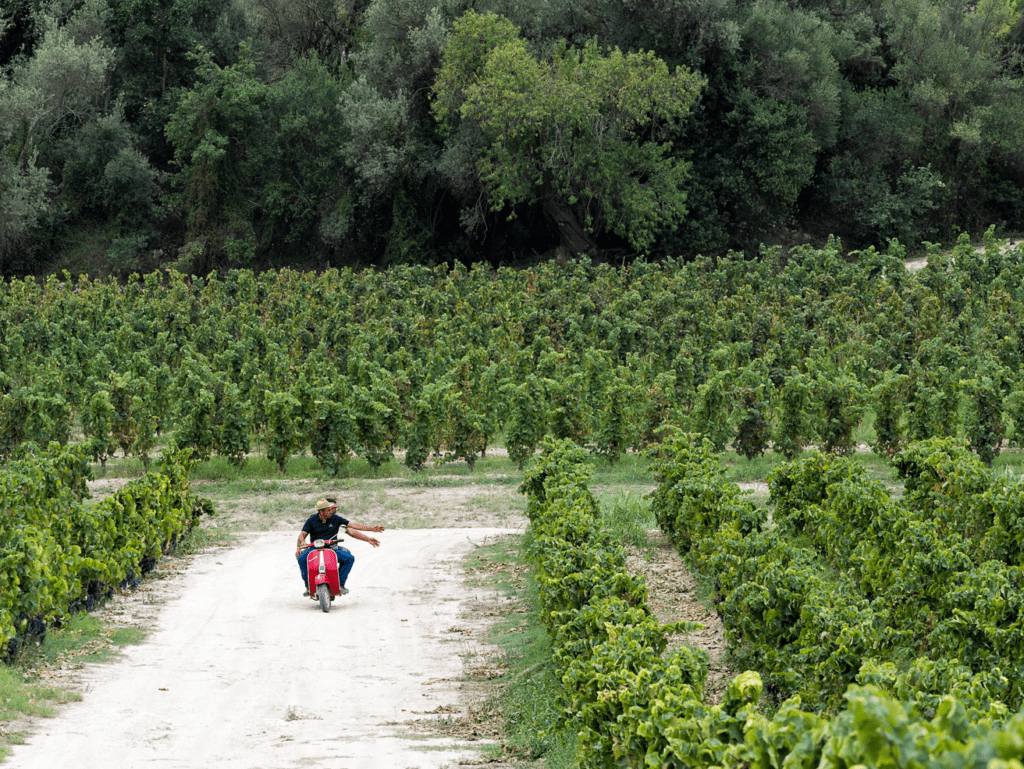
[{"left": 5, "top": 528, "right": 516, "bottom": 769}]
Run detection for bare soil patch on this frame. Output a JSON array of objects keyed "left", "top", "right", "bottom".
[
  {"left": 201, "top": 477, "right": 528, "bottom": 535},
  {"left": 625, "top": 531, "right": 738, "bottom": 704}
]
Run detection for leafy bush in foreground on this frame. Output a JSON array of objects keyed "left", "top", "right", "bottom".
[
  {"left": 650, "top": 433, "right": 1024, "bottom": 713},
  {"left": 0, "top": 444, "right": 213, "bottom": 656},
  {"left": 520, "top": 438, "right": 1024, "bottom": 768}
]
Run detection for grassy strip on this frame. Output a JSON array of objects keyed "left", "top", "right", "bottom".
[
  {"left": 95, "top": 446, "right": 658, "bottom": 483},
  {"left": 463, "top": 488, "right": 663, "bottom": 767},
  {"left": 170, "top": 520, "right": 234, "bottom": 555},
  {"left": 0, "top": 612, "right": 151, "bottom": 761},
  {"left": 599, "top": 490, "right": 658, "bottom": 550},
  {"left": 0, "top": 525, "right": 215, "bottom": 763},
  {"left": 464, "top": 534, "right": 575, "bottom": 767},
  {"left": 0, "top": 664, "right": 80, "bottom": 760},
  {"left": 88, "top": 435, "right": 1024, "bottom": 496}
]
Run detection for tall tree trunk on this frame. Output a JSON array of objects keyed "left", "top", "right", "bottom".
[{"left": 543, "top": 196, "right": 600, "bottom": 258}]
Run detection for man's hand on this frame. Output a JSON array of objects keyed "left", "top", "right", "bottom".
[
  {"left": 349, "top": 530, "right": 381, "bottom": 548},
  {"left": 344, "top": 522, "right": 383, "bottom": 547}
]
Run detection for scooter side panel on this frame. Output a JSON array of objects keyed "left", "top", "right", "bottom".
[{"left": 306, "top": 548, "right": 341, "bottom": 596}]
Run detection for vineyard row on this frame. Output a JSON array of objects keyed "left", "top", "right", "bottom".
[
  {"left": 0, "top": 445, "right": 212, "bottom": 655},
  {"left": 2, "top": 233, "right": 1024, "bottom": 469},
  {"left": 520, "top": 439, "right": 1024, "bottom": 768}
]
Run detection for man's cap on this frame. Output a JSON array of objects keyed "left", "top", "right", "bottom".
[{"left": 315, "top": 499, "right": 335, "bottom": 511}]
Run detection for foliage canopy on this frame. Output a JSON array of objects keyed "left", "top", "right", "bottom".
[{"left": 433, "top": 12, "right": 703, "bottom": 256}]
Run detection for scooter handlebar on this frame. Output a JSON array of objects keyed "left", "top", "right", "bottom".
[{"left": 304, "top": 538, "right": 338, "bottom": 549}]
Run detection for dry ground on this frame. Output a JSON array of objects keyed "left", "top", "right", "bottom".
[{"left": 625, "top": 532, "right": 737, "bottom": 704}]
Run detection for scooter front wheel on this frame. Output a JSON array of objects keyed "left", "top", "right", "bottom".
[{"left": 317, "top": 583, "right": 331, "bottom": 613}]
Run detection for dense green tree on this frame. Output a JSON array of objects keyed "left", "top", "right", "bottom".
[
  {"left": 432, "top": 11, "right": 704, "bottom": 257},
  {"left": 2, "top": 22, "right": 114, "bottom": 164},
  {"left": 250, "top": 53, "right": 353, "bottom": 262},
  {"left": 62, "top": 108, "right": 162, "bottom": 227},
  {"left": 5, "top": 0, "right": 1024, "bottom": 273},
  {"left": 240, "top": 0, "right": 358, "bottom": 73},
  {"left": 667, "top": 72, "right": 818, "bottom": 253},
  {"left": 0, "top": 16, "right": 116, "bottom": 270},
  {"left": 0, "top": 152, "right": 50, "bottom": 272},
  {"left": 166, "top": 42, "right": 267, "bottom": 270},
  {"left": 1, "top": 1, "right": 40, "bottom": 68},
  {"left": 105, "top": 0, "right": 247, "bottom": 162},
  {"left": 638, "top": 0, "right": 841, "bottom": 253},
  {"left": 805, "top": 0, "right": 1024, "bottom": 244}
]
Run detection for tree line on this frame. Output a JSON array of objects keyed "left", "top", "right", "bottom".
[{"left": 1, "top": 0, "right": 1022, "bottom": 275}]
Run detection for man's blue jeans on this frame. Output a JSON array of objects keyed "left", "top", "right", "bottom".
[{"left": 299, "top": 547, "right": 354, "bottom": 588}]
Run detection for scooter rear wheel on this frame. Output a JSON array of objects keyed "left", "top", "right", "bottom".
[{"left": 317, "top": 583, "right": 331, "bottom": 613}]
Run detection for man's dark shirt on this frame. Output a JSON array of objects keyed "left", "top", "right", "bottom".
[{"left": 302, "top": 513, "right": 350, "bottom": 542}]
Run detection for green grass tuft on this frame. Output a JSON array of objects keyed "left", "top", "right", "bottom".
[
  {"left": 467, "top": 536, "right": 576, "bottom": 767},
  {"left": 599, "top": 490, "right": 657, "bottom": 550}
]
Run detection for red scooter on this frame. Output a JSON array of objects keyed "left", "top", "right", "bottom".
[{"left": 304, "top": 538, "right": 343, "bottom": 612}]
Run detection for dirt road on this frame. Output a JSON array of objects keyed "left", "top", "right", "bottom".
[{"left": 5, "top": 528, "right": 517, "bottom": 769}]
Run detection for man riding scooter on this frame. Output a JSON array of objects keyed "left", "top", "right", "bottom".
[{"left": 294, "top": 498, "right": 385, "bottom": 596}]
